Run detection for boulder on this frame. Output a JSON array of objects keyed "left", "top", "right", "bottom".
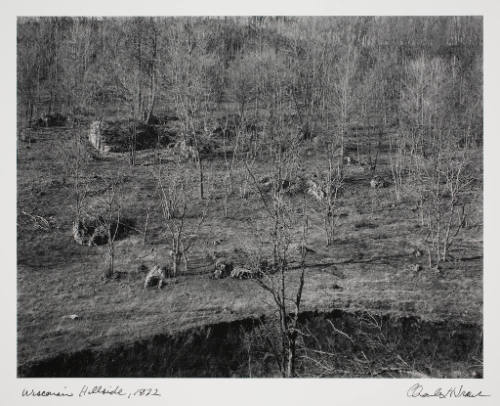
[
  {"left": 230, "top": 267, "right": 263, "bottom": 280},
  {"left": 88, "top": 121, "right": 111, "bottom": 154},
  {"left": 343, "top": 155, "right": 357, "bottom": 165},
  {"left": 370, "top": 176, "right": 387, "bottom": 189},
  {"left": 89, "top": 120, "right": 165, "bottom": 153},
  {"left": 144, "top": 265, "right": 169, "bottom": 289},
  {"left": 413, "top": 248, "right": 423, "bottom": 258},
  {"left": 289, "top": 242, "right": 317, "bottom": 257},
  {"left": 210, "top": 258, "right": 233, "bottom": 279},
  {"left": 306, "top": 179, "right": 326, "bottom": 202},
  {"left": 62, "top": 314, "right": 80, "bottom": 320},
  {"left": 257, "top": 176, "right": 299, "bottom": 195},
  {"left": 88, "top": 224, "right": 109, "bottom": 246},
  {"left": 72, "top": 217, "right": 109, "bottom": 247},
  {"left": 172, "top": 140, "right": 198, "bottom": 161}
]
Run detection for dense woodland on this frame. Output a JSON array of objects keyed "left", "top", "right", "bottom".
[{"left": 18, "top": 16, "right": 482, "bottom": 134}]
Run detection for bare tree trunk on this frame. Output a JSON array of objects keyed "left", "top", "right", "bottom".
[
  {"left": 287, "top": 333, "right": 297, "bottom": 377},
  {"left": 198, "top": 157, "right": 204, "bottom": 200},
  {"left": 129, "top": 120, "right": 137, "bottom": 166},
  {"left": 106, "top": 231, "right": 115, "bottom": 279}
]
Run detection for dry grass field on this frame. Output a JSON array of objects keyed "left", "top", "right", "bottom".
[{"left": 17, "top": 124, "right": 483, "bottom": 377}]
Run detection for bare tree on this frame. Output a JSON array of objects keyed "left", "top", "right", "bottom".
[
  {"left": 170, "top": 34, "right": 218, "bottom": 200},
  {"left": 227, "top": 51, "right": 259, "bottom": 122},
  {"left": 254, "top": 214, "right": 309, "bottom": 377},
  {"left": 400, "top": 56, "right": 449, "bottom": 158},
  {"left": 241, "top": 104, "right": 311, "bottom": 376},
  {"left": 326, "top": 40, "right": 359, "bottom": 176},
  {"left": 411, "top": 130, "right": 474, "bottom": 267},
  {"left": 57, "top": 128, "right": 92, "bottom": 226},
  {"left": 155, "top": 155, "right": 212, "bottom": 277},
  {"left": 243, "top": 165, "right": 310, "bottom": 376},
  {"left": 388, "top": 133, "right": 409, "bottom": 202},
  {"left": 323, "top": 142, "right": 344, "bottom": 246},
  {"left": 397, "top": 54, "right": 477, "bottom": 267},
  {"left": 99, "top": 171, "right": 126, "bottom": 279}
]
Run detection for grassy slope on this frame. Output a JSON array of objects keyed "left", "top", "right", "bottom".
[{"left": 17, "top": 126, "right": 483, "bottom": 366}]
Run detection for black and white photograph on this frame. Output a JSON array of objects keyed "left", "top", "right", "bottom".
[
  {"left": 15, "top": 13, "right": 484, "bottom": 378},
  {"left": 4, "top": 0, "right": 500, "bottom": 404}
]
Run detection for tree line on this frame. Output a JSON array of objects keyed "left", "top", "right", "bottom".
[{"left": 17, "top": 16, "right": 482, "bottom": 140}]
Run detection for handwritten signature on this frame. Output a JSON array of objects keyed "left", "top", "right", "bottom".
[
  {"left": 407, "top": 383, "right": 490, "bottom": 399},
  {"left": 22, "top": 385, "right": 161, "bottom": 398}
]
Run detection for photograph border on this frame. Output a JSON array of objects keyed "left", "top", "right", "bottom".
[{"left": 3, "top": 1, "right": 499, "bottom": 405}]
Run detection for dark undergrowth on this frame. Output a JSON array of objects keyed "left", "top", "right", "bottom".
[{"left": 18, "top": 309, "right": 482, "bottom": 378}]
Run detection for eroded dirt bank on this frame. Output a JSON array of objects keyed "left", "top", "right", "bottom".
[{"left": 18, "top": 309, "right": 482, "bottom": 378}]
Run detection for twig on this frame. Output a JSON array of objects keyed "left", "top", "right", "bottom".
[{"left": 327, "top": 319, "right": 355, "bottom": 344}]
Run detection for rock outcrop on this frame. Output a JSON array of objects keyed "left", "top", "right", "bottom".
[
  {"left": 144, "top": 265, "right": 169, "bottom": 289},
  {"left": 88, "top": 121, "right": 111, "bottom": 154},
  {"left": 370, "top": 175, "right": 387, "bottom": 189},
  {"left": 210, "top": 258, "right": 233, "bottom": 279},
  {"left": 230, "top": 267, "right": 263, "bottom": 280}
]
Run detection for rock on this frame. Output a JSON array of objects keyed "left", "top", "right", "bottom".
[
  {"left": 258, "top": 176, "right": 273, "bottom": 193},
  {"left": 406, "top": 263, "right": 422, "bottom": 273},
  {"left": 89, "top": 120, "right": 163, "bottom": 153},
  {"left": 72, "top": 216, "right": 133, "bottom": 246},
  {"left": 252, "top": 175, "right": 304, "bottom": 196},
  {"left": 343, "top": 155, "right": 355, "bottom": 165},
  {"left": 290, "top": 242, "right": 317, "bottom": 256},
  {"left": 211, "top": 269, "right": 223, "bottom": 279},
  {"left": 172, "top": 140, "right": 198, "bottom": 161},
  {"left": 89, "top": 121, "right": 111, "bottom": 154},
  {"left": 144, "top": 265, "right": 169, "bottom": 289},
  {"left": 72, "top": 217, "right": 109, "bottom": 247},
  {"left": 72, "top": 218, "right": 93, "bottom": 246},
  {"left": 210, "top": 258, "right": 233, "bottom": 279},
  {"left": 88, "top": 224, "right": 109, "bottom": 246},
  {"left": 63, "top": 314, "right": 80, "bottom": 320},
  {"left": 305, "top": 179, "right": 326, "bottom": 202},
  {"left": 215, "top": 257, "right": 229, "bottom": 269},
  {"left": 230, "top": 267, "right": 263, "bottom": 280},
  {"left": 370, "top": 176, "right": 387, "bottom": 189}
]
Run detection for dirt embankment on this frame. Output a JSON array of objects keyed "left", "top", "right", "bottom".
[{"left": 18, "top": 309, "right": 482, "bottom": 378}]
